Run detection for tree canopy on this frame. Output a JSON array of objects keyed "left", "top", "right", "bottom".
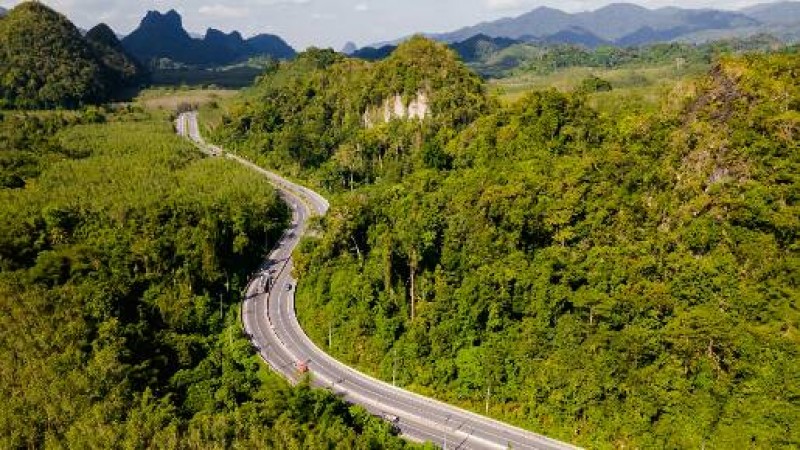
[
  {"left": 0, "top": 107, "right": 418, "bottom": 449},
  {"left": 0, "top": 2, "right": 145, "bottom": 109},
  {"left": 214, "top": 41, "right": 800, "bottom": 448}
]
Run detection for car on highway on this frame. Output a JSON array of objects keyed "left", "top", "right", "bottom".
[
  {"left": 380, "top": 413, "right": 400, "bottom": 432},
  {"left": 285, "top": 283, "right": 293, "bottom": 291},
  {"left": 381, "top": 413, "right": 399, "bottom": 423}
]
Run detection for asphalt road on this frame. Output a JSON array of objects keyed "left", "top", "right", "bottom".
[{"left": 177, "top": 112, "right": 580, "bottom": 450}]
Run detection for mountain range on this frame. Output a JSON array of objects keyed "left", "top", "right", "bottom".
[
  {"left": 741, "top": 1, "right": 800, "bottom": 25},
  {"left": 370, "top": 1, "right": 800, "bottom": 48},
  {"left": 120, "top": 10, "right": 295, "bottom": 67},
  {"left": 349, "top": 34, "right": 524, "bottom": 67}
]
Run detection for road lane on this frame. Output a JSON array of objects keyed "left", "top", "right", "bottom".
[{"left": 177, "top": 112, "right": 580, "bottom": 450}]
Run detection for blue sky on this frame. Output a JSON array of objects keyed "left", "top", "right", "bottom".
[{"left": 0, "top": 0, "right": 777, "bottom": 49}]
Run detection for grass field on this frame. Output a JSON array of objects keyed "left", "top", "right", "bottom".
[
  {"left": 490, "top": 62, "right": 710, "bottom": 113},
  {"left": 135, "top": 88, "right": 239, "bottom": 111}
]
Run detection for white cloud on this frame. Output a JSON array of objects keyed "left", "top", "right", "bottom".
[
  {"left": 312, "top": 12, "right": 336, "bottom": 20},
  {"left": 253, "top": 0, "right": 311, "bottom": 4},
  {"left": 355, "top": 2, "right": 369, "bottom": 12},
  {"left": 486, "top": 0, "right": 524, "bottom": 10},
  {"left": 198, "top": 4, "right": 249, "bottom": 18}
]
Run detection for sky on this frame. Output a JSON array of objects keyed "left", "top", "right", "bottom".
[{"left": 0, "top": 0, "right": 778, "bottom": 49}]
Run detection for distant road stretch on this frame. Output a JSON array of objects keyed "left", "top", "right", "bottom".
[{"left": 176, "top": 112, "right": 580, "bottom": 450}]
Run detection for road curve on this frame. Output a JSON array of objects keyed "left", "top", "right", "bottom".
[{"left": 177, "top": 112, "right": 580, "bottom": 450}]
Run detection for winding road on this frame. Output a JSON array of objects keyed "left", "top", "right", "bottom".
[{"left": 177, "top": 112, "right": 579, "bottom": 450}]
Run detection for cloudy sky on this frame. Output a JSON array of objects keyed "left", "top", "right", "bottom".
[{"left": 0, "top": 0, "right": 775, "bottom": 49}]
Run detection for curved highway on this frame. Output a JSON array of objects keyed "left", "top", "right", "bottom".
[{"left": 177, "top": 112, "right": 580, "bottom": 450}]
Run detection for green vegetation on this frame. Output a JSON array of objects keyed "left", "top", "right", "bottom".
[
  {"left": 151, "top": 66, "right": 265, "bottom": 89},
  {"left": 0, "top": 110, "right": 90, "bottom": 189},
  {"left": 0, "top": 108, "right": 415, "bottom": 448},
  {"left": 147, "top": 56, "right": 281, "bottom": 90},
  {"left": 85, "top": 23, "right": 147, "bottom": 92},
  {"left": 482, "top": 37, "right": 789, "bottom": 111},
  {"left": 469, "top": 35, "right": 786, "bottom": 78},
  {"left": 213, "top": 38, "right": 487, "bottom": 177},
  {"left": 491, "top": 61, "right": 710, "bottom": 114},
  {"left": 577, "top": 75, "right": 613, "bottom": 94},
  {"left": 135, "top": 87, "right": 238, "bottom": 112},
  {"left": 213, "top": 38, "right": 800, "bottom": 448},
  {"left": 0, "top": 2, "right": 145, "bottom": 109}
]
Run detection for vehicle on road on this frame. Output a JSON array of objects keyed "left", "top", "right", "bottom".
[
  {"left": 381, "top": 413, "right": 399, "bottom": 423},
  {"left": 380, "top": 413, "right": 400, "bottom": 432},
  {"left": 296, "top": 360, "right": 309, "bottom": 374},
  {"left": 285, "top": 283, "right": 292, "bottom": 291}
]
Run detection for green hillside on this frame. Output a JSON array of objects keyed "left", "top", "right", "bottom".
[
  {"left": 214, "top": 37, "right": 487, "bottom": 178},
  {"left": 213, "top": 41, "right": 800, "bottom": 448},
  {"left": 85, "top": 23, "right": 148, "bottom": 90},
  {"left": 0, "top": 2, "right": 144, "bottom": 109}
]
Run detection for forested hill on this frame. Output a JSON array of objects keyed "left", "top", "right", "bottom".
[
  {"left": 85, "top": 23, "right": 147, "bottom": 90},
  {"left": 0, "top": 2, "right": 145, "bottom": 108},
  {"left": 213, "top": 39, "right": 800, "bottom": 448},
  {"left": 215, "top": 37, "right": 488, "bottom": 172}
]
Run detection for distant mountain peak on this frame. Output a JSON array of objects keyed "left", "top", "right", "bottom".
[
  {"left": 205, "top": 28, "right": 243, "bottom": 41},
  {"left": 597, "top": 2, "right": 650, "bottom": 12},
  {"left": 465, "top": 33, "right": 493, "bottom": 41},
  {"left": 402, "top": 2, "right": 771, "bottom": 48},
  {"left": 741, "top": 1, "right": 800, "bottom": 26},
  {"left": 122, "top": 9, "right": 295, "bottom": 66},
  {"left": 85, "top": 23, "right": 122, "bottom": 48},
  {"left": 341, "top": 41, "right": 358, "bottom": 55},
  {"left": 141, "top": 9, "right": 183, "bottom": 28},
  {"left": 520, "top": 6, "right": 571, "bottom": 18},
  {"left": 528, "top": 6, "right": 566, "bottom": 13}
]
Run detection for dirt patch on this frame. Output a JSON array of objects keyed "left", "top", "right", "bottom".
[{"left": 685, "top": 64, "right": 744, "bottom": 125}]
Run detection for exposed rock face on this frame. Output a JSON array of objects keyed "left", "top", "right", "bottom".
[{"left": 363, "top": 91, "right": 430, "bottom": 128}]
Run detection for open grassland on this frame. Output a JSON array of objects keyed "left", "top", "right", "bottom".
[
  {"left": 490, "top": 62, "right": 710, "bottom": 113},
  {"left": 135, "top": 88, "right": 239, "bottom": 111}
]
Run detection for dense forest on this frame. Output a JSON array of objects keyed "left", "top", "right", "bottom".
[
  {"left": 213, "top": 38, "right": 800, "bottom": 448},
  {"left": 0, "top": 2, "right": 145, "bottom": 109},
  {"left": 0, "top": 107, "right": 416, "bottom": 448}
]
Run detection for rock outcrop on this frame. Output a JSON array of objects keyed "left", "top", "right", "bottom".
[{"left": 363, "top": 91, "right": 430, "bottom": 128}]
